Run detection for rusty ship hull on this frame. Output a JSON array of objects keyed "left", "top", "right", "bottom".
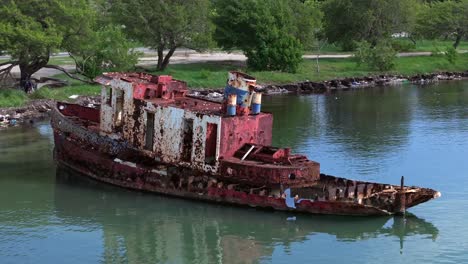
[{"left": 51, "top": 100, "right": 440, "bottom": 216}]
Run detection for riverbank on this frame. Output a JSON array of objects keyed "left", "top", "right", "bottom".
[
  {"left": 0, "top": 54, "right": 467, "bottom": 124},
  {"left": 2, "top": 71, "right": 466, "bottom": 127},
  {"left": 152, "top": 53, "right": 468, "bottom": 88}
]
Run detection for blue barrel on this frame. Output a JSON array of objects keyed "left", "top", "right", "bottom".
[
  {"left": 227, "top": 105, "right": 236, "bottom": 116},
  {"left": 251, "top": 103, "right": 261, "bottom": 115},
  {"left": 227, "top": 94, "right": 237, "bottom": 116},
  {"left": 224, "top": 85, "right": 250, "bottom": 107},
  {"left": 251, "top": 93, "right": 262, "bottom": 115}
]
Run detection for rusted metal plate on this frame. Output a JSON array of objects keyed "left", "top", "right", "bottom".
[
  {"left": 57, "top": 102, "right": 100, "bottom": 123},
  {"left": 219, "top": 113, "right": 273, "bottom": 159}
]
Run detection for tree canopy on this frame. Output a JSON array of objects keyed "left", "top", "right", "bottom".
[
  {"left": 322, "top": 0, "right": 418, "bottom": 50},
  {"left": 212, "top": 0, "right": 321, "bottom": 72},
  {"left": 1, "top": 0, "right": 467, "bottom": 92},
  {"left": 415, "top": 0, "right": 468, "bottom": 48},
  {"left": 0, "top": 0, "right": 138, "bottom": 91},
  {"left": 0, "top": 0, "right": 93, "bottom": 90},
  {"left": 110, "top": 0, "right": 214, "bottom": 71}
]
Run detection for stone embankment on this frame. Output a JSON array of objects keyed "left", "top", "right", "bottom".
[{"left": 194, "top": 71, "right": 468, "bottom": 98}]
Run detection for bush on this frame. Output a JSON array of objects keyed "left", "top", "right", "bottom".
[
  {"left": 212, "top": 0, "right": 308, "bottom": 73},
  {"left": 246, "top": 34, "right": 303, "bottom": 73},
  {"left": 354, "top": 41, "right": 397, "bottom": 71},
  {"left": 340, "top": 41, "right": 359, "bottom": 52},
  {"left": 391, "top": 39, "right": 416, "bottom": 52},
  {"left": 445, "top": 46, "right": 458, "bottom": 64}
]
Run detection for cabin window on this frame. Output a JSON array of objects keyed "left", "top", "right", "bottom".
[
  {"left": 181, "top": 118, "right": 194, "bottom": 162},
  {"left": 145, "top": 112, "right": 155, "bottom": 151},
  {"left": 114, "top": 89, "right": 124, "bottom": 128},
  {"left": 106, "top": 87, "right": 112, "bottom": 106},
  {"left": 205, "top": 123, "right": 218, "bottom": 165}
]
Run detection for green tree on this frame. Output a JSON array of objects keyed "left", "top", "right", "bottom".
[
  {"left": 0, "top": 0, "right": 93, "bottom": 91},
  {"left": 0, "top": 0, "right": 137, "bottom": 92},
  {"left": 213, "top": 0, "right": 321, "bottom": 73},
  {"left": 66, "top": 25, "right": 140, "bottom": 79},
  {"left": 415, "top": 0, "right": 468, "bottom": 49},
  {"left": 322, "top": 0, "right": 418, "bottom": 51},
  {"left": 289, "top": 0, "right": 323, "bottom": 51},
  {"left": 109, "top": 0, "right": 214, "bottom": 71}
]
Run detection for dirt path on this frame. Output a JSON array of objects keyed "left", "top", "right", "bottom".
[
  {"left": 137, "top": 50, "right": 452, "bottom": 65},
  {"left": 1, "top": 49, "right": 467, "bottom": 79},
  {"left": 5, "top": 65, "right": 75, "bottom": 79}
]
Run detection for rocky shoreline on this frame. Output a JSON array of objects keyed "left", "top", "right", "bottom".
[
  {"left": 0, "top": 99, "right": 54, "bottom": 128},
  {"left": 194, "top": 71, "right": 468, "bottom": 97},
  {"left": 1, "top": 71, "right": 467, "bottom": 128},
  {"left": 0, "top": 97, "right": 99, "bottom": 128}
]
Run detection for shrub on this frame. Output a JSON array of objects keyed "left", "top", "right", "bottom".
[
  {"left": 246, "top": 34, "right": 303, "bottom": 73},
  {"left": 391, "top": 39, "right": 416, "bottom": 52},
  {"left": 355, "top": 41, "right": 397, "bottom": 71},
  {"left": 212, "top": 0, "right": 309, "bottom": 73},
  {"left": 445, "top": 46, "right": 458, "bottom": 64}
]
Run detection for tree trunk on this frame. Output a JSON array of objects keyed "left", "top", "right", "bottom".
[
  {"left": 19, "top": 68, "right": 33, "bottom": 93},
  {"left": 453, "top": 34, "right": 462, "bottom": 49},
  {"left": 160, "top": 46, "right": 177, "bottom": 71},
  {"left": 157, "top": 46, "right": 164, "bottom": 71},
  {"left": 19, "top": 56, "right": 49, "bottom": 93}
]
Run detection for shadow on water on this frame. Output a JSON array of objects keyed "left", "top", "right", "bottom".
[{"left": 54, "top": 166, "right": 439, "bottom": 264}]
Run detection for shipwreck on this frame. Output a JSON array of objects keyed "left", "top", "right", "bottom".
[{"left": 51, "top": 71, "right": 440, "bottom": 216}]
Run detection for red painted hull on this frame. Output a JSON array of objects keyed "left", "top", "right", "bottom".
[
  {"left": 51, "top": 104, "right": 439, "bottom": 216},
  {"left": 54, "top": 134, "right": 391, "bottom": 216}
]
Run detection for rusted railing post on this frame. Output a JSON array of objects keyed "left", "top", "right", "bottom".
[{"left": 396, "top": 176, "right": 406, "bottom": 215}]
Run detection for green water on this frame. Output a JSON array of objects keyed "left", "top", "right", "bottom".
[{"left": 1, "top": 81, "right": 468, "bottom": 263}]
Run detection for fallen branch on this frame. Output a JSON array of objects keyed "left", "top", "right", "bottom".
[
  {"left": 0, "top": 60, "right": 18, "bottom": 68},
  {"left": 0, "top": 62, "right": 18, "bottom": 85},
  {"left": 43, "top": 64, "right": 94, "bottom": 84}
]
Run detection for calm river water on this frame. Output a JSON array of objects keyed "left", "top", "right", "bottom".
[{"left": 1, "top": 81, "right": 467, "bottom": 263}]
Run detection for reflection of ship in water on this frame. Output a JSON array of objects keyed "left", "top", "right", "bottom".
[{"left": 54, "top": 166, "right": 439, "bottom": 263}]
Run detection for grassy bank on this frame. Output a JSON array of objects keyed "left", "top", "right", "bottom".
[
  {"left": 319, "top": 39, "right": 468, "bottom": 53},
  {"left": 1, "top": 53, "right": 467, "bottom": 108},
  {"left": 156, "top": 53, "right": 468, "bottom": 88},
  {"left": 0, "top": 80, "right": 100, "bottom": 108},
  {"left": 0, "top": 89, "right": 28, "bottom": 108}
]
